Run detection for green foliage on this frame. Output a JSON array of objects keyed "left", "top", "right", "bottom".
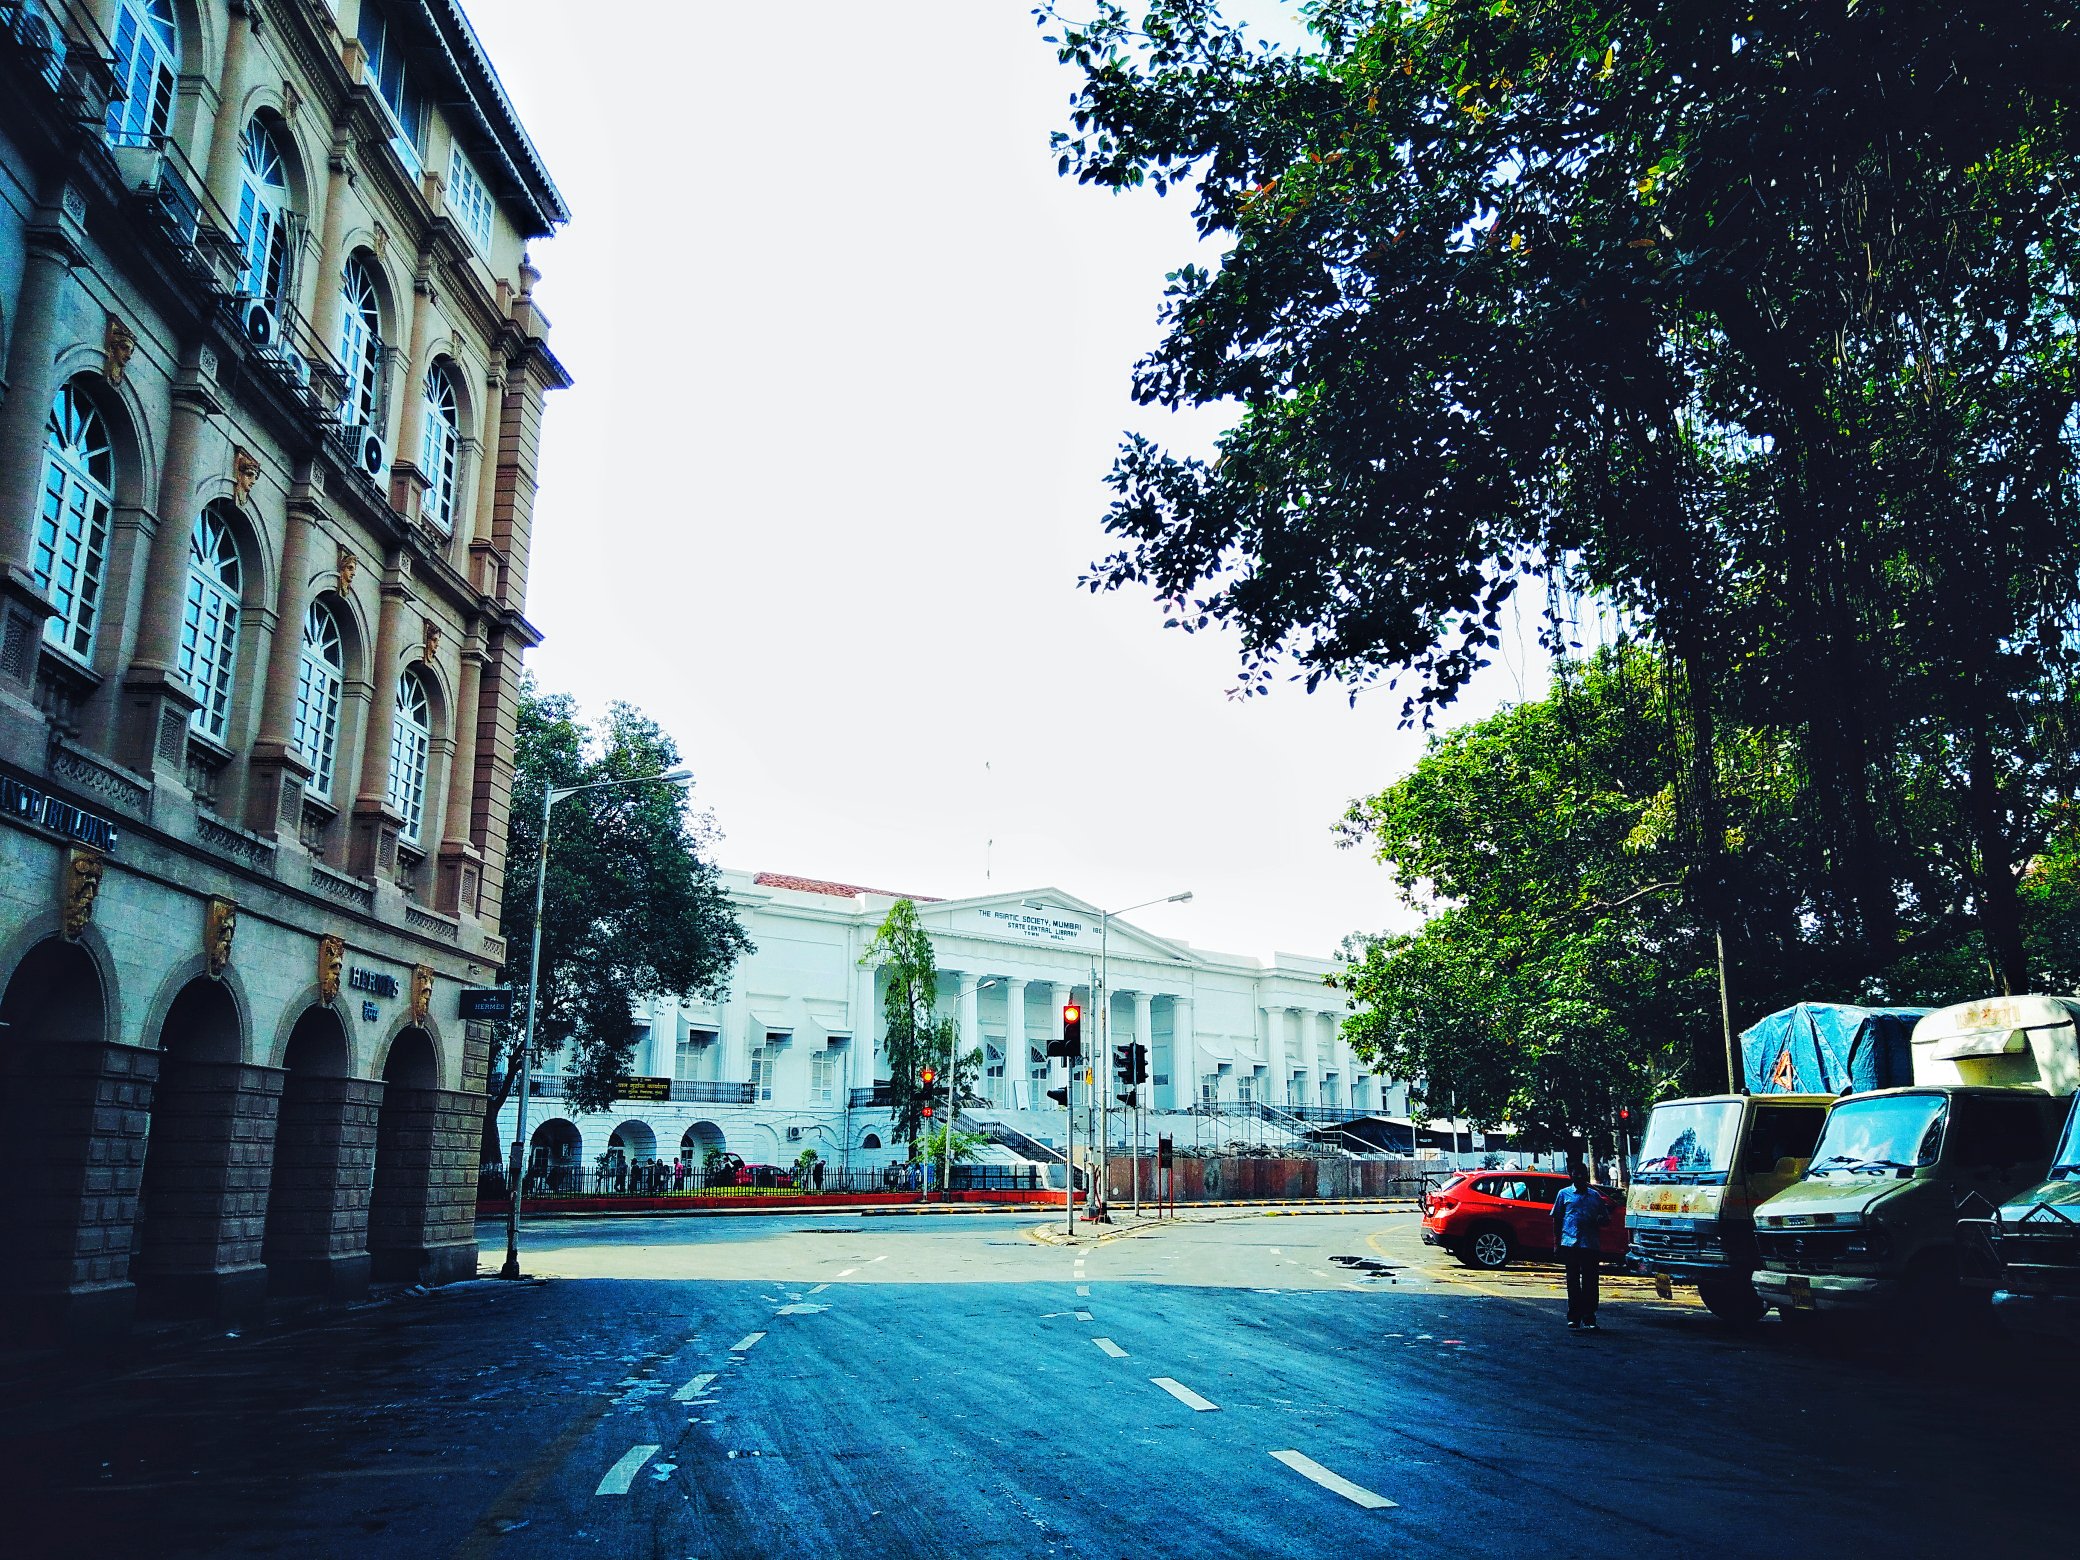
[
  {"left": 914, "top": 1123, "right": 990, "bottom": 1168},
  {"left": 860, "top": 900, "right": 981, "bottom": 1146},
  {"left": 1045, "top": 0, "right": 2080, "bottom": 996},
  {"left": 490, "top": 680, "right": 754, "bottom": 1124},
  {"left": 1338, "top": 649, "right": 2080, "bottom": 1139},
  {"left": 793, "top": 1146, "right": 822, "bottom": 1182}
]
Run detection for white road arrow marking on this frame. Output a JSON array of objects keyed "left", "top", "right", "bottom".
[
  {"left": 672, "top": 1373, "right": 717, "bottom": 1403},
  {"left": 596, "top": 1444, "right": 659, "bottom": 1495}
]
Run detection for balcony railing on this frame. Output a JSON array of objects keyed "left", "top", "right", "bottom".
[
  {"left": 105, "top": 131, "right": 243, "bottom": 294},
  {"left": 525, "top": 1075, "right": 755, "bottom": 1105},
  {"left": 1, "top": 0, "right": 118, "bottom": 126}
]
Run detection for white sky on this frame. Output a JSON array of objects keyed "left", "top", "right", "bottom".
[{"left": 463, "top": 1, "right": 1550, "bottom": 961}]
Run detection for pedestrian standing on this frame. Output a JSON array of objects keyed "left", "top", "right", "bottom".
[{"left": 1550, "top": 1162, "right": 1610, "bottom": 1331}]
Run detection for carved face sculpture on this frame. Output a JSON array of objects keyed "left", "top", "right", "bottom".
[
  {"left": 318, "top": 933, "right": 346, "bottom": 1003},
  {"left": 411, "top": 964, "right": 434, "bottom": 1026},
  {"left": 205, "top": 896, "right": 237, "bottom": 976},
  {"left": 62, "top": 850, "right": 106, "bottom": 939}
]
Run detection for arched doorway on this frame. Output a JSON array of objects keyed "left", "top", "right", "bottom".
[
  {"left": 262, "top": 1007, "right": 369, "bottom": 1296},
  {"left": 531, "top": 1119, "right": 583, "bottom": 1192},
  {"left": 0, "top": 937, "right": 127, "bottom": 1334},
  {"left": 367, "top": 1029, "right": 438, "bottom": 1282},
  {"left": 680, "top": 1121, "right": 725, "bottom": 1160},
  {"left": 604, "top": 1119, "right": 656, "bottom": 1192},
  {"left": 133, "top": 978, "right": 258, "bottom": 1317}
]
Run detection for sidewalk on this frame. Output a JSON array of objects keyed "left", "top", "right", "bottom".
[{"left": 1025, "top": 1197, "right": 1421, "bottom": 1246}]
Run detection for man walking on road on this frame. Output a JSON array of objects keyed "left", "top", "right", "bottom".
[{"left": 1550, "top": 1163, "right": 1610, "bottom": 1331}]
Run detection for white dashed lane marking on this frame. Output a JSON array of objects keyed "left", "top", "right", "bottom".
[
  {"left": 596, "top": 1444, "right": 660, "bottom": 1495},
  {"left": 1076, "top": 1285, "right": 1091, "bottom": 1296},
  {"left": 1093, "top": 1338, "right": 1128, "bottom": 1358},
  {"left": 731, "top": 1332, "right": 766, "bottom": 1352},
  {"left": 808, "top": 1283, "right": 829, "bottom": 1294},
  {"left": 1150, "top": 1377, "right": 1220, "bottom": 1412},
  {"left": 1271, "top": 1450, "right": 1397, "bottom": 1510},
  {"left": 671, "top": 1372, "right": 717, "bottom": 1403},
  {"left": 836, "top": 1269, "right": 857, "bottom": 1278}
]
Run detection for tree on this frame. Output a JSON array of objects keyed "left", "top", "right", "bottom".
[
  {"left": 1044, "top": 1, "right": 2080, "bottom": 995},
  {"left": 1337, "top": 647, "right": 2080, "bottom": 1134},
  {"left": 916, "top": 1123, "right": 990, "bottom": 1177},
  {"left": 859, "top": 900, "right": 981, "bottom": 1151},
  {"left": 484, "top": 682, "right": 753, "bottom": 1151}
]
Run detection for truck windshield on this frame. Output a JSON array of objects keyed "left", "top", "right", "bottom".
[
  {"left": 1808, "top": 1094, "right": 1946, "bottom": 1176},
  {"left": 1633, "top": 1101, "right": 1743, "bottom": 1184},
  {"left": 2052, "top": 1099, "right": 2080, "bottom": 1177}
]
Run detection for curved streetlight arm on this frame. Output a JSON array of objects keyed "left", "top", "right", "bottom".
[{"left": 500, "top": 768, "right": 693, "bottom": 1280}]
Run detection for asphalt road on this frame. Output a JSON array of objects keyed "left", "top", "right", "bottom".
[{"left": 3, "top": 1207, "right": 2072, "bottom": 1558}]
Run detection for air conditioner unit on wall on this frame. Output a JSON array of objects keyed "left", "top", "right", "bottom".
[
  {"left": 356, "top": 425, "right": 385, "bottom": 478},
  {"left": 785, "top": 1126, "right": 802, "bottom": 1142},
  {"left": 241, "top": 297, "right": 276, "bottom": 346}
]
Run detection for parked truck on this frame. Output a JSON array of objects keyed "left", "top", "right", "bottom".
[
  {"left": 1626, "top": 1004, "right": 1921, "bottom": 1323},
  {"left": 1984, "top": 1020, "right": 2080, "bottom": 1340},
  {"left": 1751, "top": 995, "right": 2080, "bottom": 1328}
]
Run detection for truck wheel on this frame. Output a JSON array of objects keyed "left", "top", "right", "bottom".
[
  {"left": 1460, "top": 1226, "right": 1513, "bottom": 1270},
  {"left": 1699, "top": 1277, "right": 1767, "bottom": 1326}
]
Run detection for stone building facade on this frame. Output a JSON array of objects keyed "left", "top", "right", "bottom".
[
  {"left": 498, "top": 872, "right": 1412, "bottom": 1182},
  {"left": 0, "top": 0, "right": 565, "bottom": 1335}
]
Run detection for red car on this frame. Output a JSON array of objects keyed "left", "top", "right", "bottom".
[{"left": 1420, "top": 1170, "right": 1627, "bottom": 1270}]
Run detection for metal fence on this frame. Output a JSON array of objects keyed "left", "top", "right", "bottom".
[{"left": 479, "top": 1161, "right": 1052, "bottom": 1201}]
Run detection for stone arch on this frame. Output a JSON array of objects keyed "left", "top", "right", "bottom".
[
  {"left": 681, "top": 1120, "right": 726, "bottom": 1161},
  {"left": 607, "top": 1119, "right": 657, "bottom": 1162},
  {"left": 43, "top": 361, "right": 156, "bottom": 518},
  {"left": 0, "top": 931, "right": 112, "bottom": 1049},
  {"left": 132, "top": 977, "right": 268, "bottom": 1318},
  {"left": 529, "top": 1117, "right": 584, "bottom": 1190},
  {"left": 374, "top": 1011, "right": 448, "bottom": 1090},
  {"left": 0, "top": 934, "right": 135, "bottom": 1334},
  {"left": 339, "top": 238, "right": 408, "bottom": 346},
  {"left": 262, "top": 1005, "right": 372, "bottom": 1296},
  {"left": 367, "top": 1027, "right": 439, "bottom": 1282}
]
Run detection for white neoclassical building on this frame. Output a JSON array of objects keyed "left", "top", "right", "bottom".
[{"left": 498, "top": 871, "right": 1411, "bottom": 1180}]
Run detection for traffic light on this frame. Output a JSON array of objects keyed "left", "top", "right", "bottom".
[
  {"left": 1046, "top": 1004, "right": 1083, "bottom": 1060},
  {"left": 1129, "top": 1042, "right": 1149, "bottom": 1085},
  {"left": 1617, "top": 1104, "right": 1638, "bottom": 1132},
  {"left": 1116, "top": 1087, "right": 1137, "bottom": 1108},
  {"left": 1113, "top": 1044, "right": 1133, "bottom": 1084},
  {"left": 921, "top": 1104, "right": 934, "bottom": 1119},
  {"left": 1046, "top": 1084, "right": 1069, "bottom": 1108}
]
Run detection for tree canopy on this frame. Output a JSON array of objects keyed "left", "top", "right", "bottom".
[
  {"left": 487, "top": 683, "right": 752, "bottom": 1131},
  {"left": 860, "top": 900, "right": 982, "bottom": 1152},
  {"left": 1046, "top": 0, "right": 2080, "bottom": 997}
]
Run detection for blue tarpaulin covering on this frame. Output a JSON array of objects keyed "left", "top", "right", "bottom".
[{"left": 1739, "top": 1003, "right": 1928, "bottom": 1095}]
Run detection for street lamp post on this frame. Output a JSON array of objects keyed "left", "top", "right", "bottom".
[
  {"left": 1098, "top": 890, "right": 1191, "bottom": 1220},
  {"left": 499, "top": 767, "right": 693, "bottom": 1281}
]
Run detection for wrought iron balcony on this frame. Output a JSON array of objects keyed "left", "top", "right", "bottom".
[{"left": 1, "top": 0, "right": 118, "bottom": 127}]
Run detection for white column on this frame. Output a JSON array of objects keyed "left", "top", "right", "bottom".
[
  {"left": 1004, "top": 977, "right": 1028, "bottom": 1108},
  {"left": 958, "top": 974, "right": 980, "bottom": 1097},
  {"left": 1297, "top": 1007, "right": 1320, "bottom": 1107},
  {"left": 1133, "top": 992, "right": 1153, "bottom": 1097},
  {"left": 855, "top": 960, "right": 879, "bottom": 1092},
  {"left": 1171, "top": 995, "right": 1196, "bottom": 1109},
  {"left": 1264, "top": 1006, "right": 1287, "bottom": 1105}
]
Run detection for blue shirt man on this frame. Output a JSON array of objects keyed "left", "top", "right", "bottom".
[{"left": 1550, "top": 1168, "right": 1609, "bottom": 1330}]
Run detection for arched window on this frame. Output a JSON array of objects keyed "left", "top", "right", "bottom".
[
  {"left": 106, "top": 0, "right": 177, "bottom": 144},
  {"left": 33, "top": 381, "right": 115, "bottom": 661},
  {"left": 178, "top": 510, "right": 242, "bottom": 741},
  {"left": 419, "top": 366, "right": 461, "bottom": 533},
  {"left": 234, "top": 118, "right": 293, "bottom": 305},
  {"left": 291, "top": 601, "right": 345, "bottom": 799},
  {"left": 337, "top": 257, "right": 384, "bottom": 430},
  {"left": 386, "top": 668, "right": 432, "bottom": 843}
]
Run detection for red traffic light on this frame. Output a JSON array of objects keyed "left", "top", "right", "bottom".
[
  {"left": 920, "top": 1066, "right": 936, "bottom": 1086},
  {"left": 922, "top": 1104, "right": 934, "bottom": 1119},
  {"left": 1062, "top": 1004, "right": 1080, "bottom": 1025}
]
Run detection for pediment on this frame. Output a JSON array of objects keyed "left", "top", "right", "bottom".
[{"left": 918, "top": 887, "right": 1195, "bottom": 967}]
